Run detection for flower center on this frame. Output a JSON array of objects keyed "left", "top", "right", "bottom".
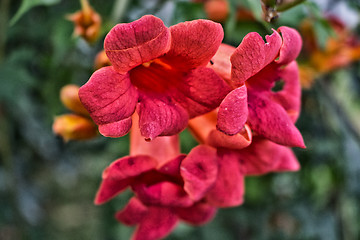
[{"left": 129, "top": 58, "right": 183, "bottom": 93}]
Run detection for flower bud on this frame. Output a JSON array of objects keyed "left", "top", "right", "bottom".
[
  {"left": 94, "top": 50, "right": 111, "bottom": 70},
  {"left": 60, "top": 84, "right": 89, "bottom": 116},
  {"left": 67, "top": 0, "right": 101, "bottom": 43},
  {"left": 53, "top": 114, "right": 97, "bottom": 142}
]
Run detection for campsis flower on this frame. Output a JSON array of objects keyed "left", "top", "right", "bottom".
[
  {"left": 188, "top": 110, "right": 300, "bottom": 207},
  {"left": 95, "top": 115, "right": 218, "bottom": 240},
  {"left": 212, "top": 27, "right": 305, "bottom": 148},
  {"left": 79, "top": 15, "right": 230, "bottom": 140}
]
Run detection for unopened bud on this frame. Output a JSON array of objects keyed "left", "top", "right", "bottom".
[{"left": 53, "top": 114, "right": 97, "bottom": 142}]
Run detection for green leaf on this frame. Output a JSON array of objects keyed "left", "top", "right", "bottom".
[{"left": 10, "top": 0, "right": 61, "bottom": 26}]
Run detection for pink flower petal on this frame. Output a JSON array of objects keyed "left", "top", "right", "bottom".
[
  {"left": 206, "top": 150, "right": 244, "bottom": 207},
  {"left": 133, "top": 181, "right": 193, "bottom": 208},
  {"left": 217, "top": 85, "right": 248, "bottom": 135},
  {"left": 247, "top": 91, "right": 305, "bottom": 148},
  {"left": 104, "top": 15, "right": 171, "bottom": 73},
  {"left": 132, "top": 207, "right": 178, "bottom": 240},
  {"left": 137, "top": 95, "right": 189, "bottom": 140},
  {"left": 94, "top": 177, "right": 133, "bottom": 205},
  {"left": 173, "top": 66, "right": 231, "bottom": 118},
  {"left": 207, "top": 43, "right": 236, "bottom": 85},
  {"left": 157, "top": 154, "right": 186, "bottom": 176},
  {"left": 115, "top": 197, "right": 148, "bottom": 225},
  {"left": 98, "top": 116, "right": 132, "bottom": 137},
  {"left": 274, "top": 148, "right": 300, "bottom": 172},
  {"left": 208, "top": 124, "right": 252, "bottom": 150},
  {"left": 230, "top": 30, "right": 282, "bottom": 87},
  {"left": 271, "top": 61, "right": 301, "bottom": 122},
  {"left": 94, "top": 156, "right": 158, "bottom": 204},
  {"left": 276, "top": 26, "right": 302, "bottom": 65},
  {"left": 239, "top": 138, "right": 300, "bottom": 175},
  {"left": 104, "top": 155, "right": 158, "bottom": 180},
  {"left": 176, "top": 202, "right": 217, "bottom": 225},
  {"left": 165, "top": 19, "right": 224, "bottom": 70},
  {"left": 79, "top": 66, "right": 138, "bottom": 127},
  {"left": 181, "top": 145, "right": 218, "bottom": 201}
]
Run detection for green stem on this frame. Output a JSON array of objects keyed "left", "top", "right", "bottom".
[
  {"left": 0, "top": 0, "right": 10, "bottom": 62},
  {"left": 111, "top": 0, "right": 129, "bottom": 24}
]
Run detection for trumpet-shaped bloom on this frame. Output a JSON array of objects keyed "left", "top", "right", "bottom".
[
  {"left": 95, "top": 116, "right": 219, "bottom": 239},
  {"left": 79, "top": 15, "right": 230, "bottom": 140},
  {"left": 95, "top": 144, "right": 218, "bottom": 240},
  {"left": 187, "top": 109, "right": 300, "bottom": 207},
  {"left": 214, "top": 27, "right": 305, "bottom": 148}
]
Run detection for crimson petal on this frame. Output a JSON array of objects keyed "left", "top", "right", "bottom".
[
  {"left": 157, "top": 154, "right": 186, "bottom": 176},
  {"left": 239, "top": 138, "right": 300, "bottom": 175},
  {"left": 133, "top": 181, "right": 193, "bottom": 207},
  {"left": 276, "top": 26, "right": 302, "bottom": 65},
  {"left": 98, "top": 116, "right": 132, "bottom": 137},
  {"left": 176, "top": 202, "right": 217, "bottom": 225},
  {"left": 181, "top": 145, "right": 218, "bottom": 201},
  {"left": 132, "top": 207, "right": 178, "bottom": 240},
  {"left": 165, "top": 19, "right": 224, "bottom": 70},
  {"left": 79, "top": 67, "right": 138, "bottom": 134},
  {"left": 94, "top": 177, "right": 133, "bottom": 205},
  {"left": 230, "top": 30, "right": 282, "bottom": 87},
  {"left": 115, "top": 197, "right": 148, "bottom": 225},
  {"left": 94, "top": 156, "right": 158, "bottom": 204},
  {"left": 206, "top": 150, "right": 244, "bottom": 207},
  {"left": 173, "top": 67, "right": 231, "bottom": 118},
  {"left": 217, "top": 85, "right": 248, "bottom": 135},
  {"left": 104, "top": 155, "right": 158, "bottom": 180},
  {"left": 137, "top": 95, "right": 188, "bottom": 140},
  {"left": 104, "top": 15, "right": 171, "bottom": 73},
  {"left": 247, "top": 91, "right": 305, "bottom": 148}
]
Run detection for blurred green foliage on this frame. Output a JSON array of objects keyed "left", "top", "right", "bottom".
[{"left": 1, "top": 0, "right": 360, "bottom": 239}]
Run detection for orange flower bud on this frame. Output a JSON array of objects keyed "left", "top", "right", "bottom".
[
  {"left": 94, "top": 50, "right": 111, "bottom": 70},
  {"left": 60, "top": 84, "right": 89, "bottom": 116},
  {"left": 204, "top": 0, "right": 229, "bottom": 23},
  {"left": 67, "top": 0, "right": 101, "bottom": 43},
  {"left": 53, "top": 114, "right": 98, "bottom": 142}
]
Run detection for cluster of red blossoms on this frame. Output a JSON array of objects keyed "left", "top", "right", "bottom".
[{"left": 78, "top": 15, "right": 305, "bottom": 240}]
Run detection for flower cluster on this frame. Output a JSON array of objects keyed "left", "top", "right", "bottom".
[{"left": 78, "top": 15, "right": 304, "bottom": 240}]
